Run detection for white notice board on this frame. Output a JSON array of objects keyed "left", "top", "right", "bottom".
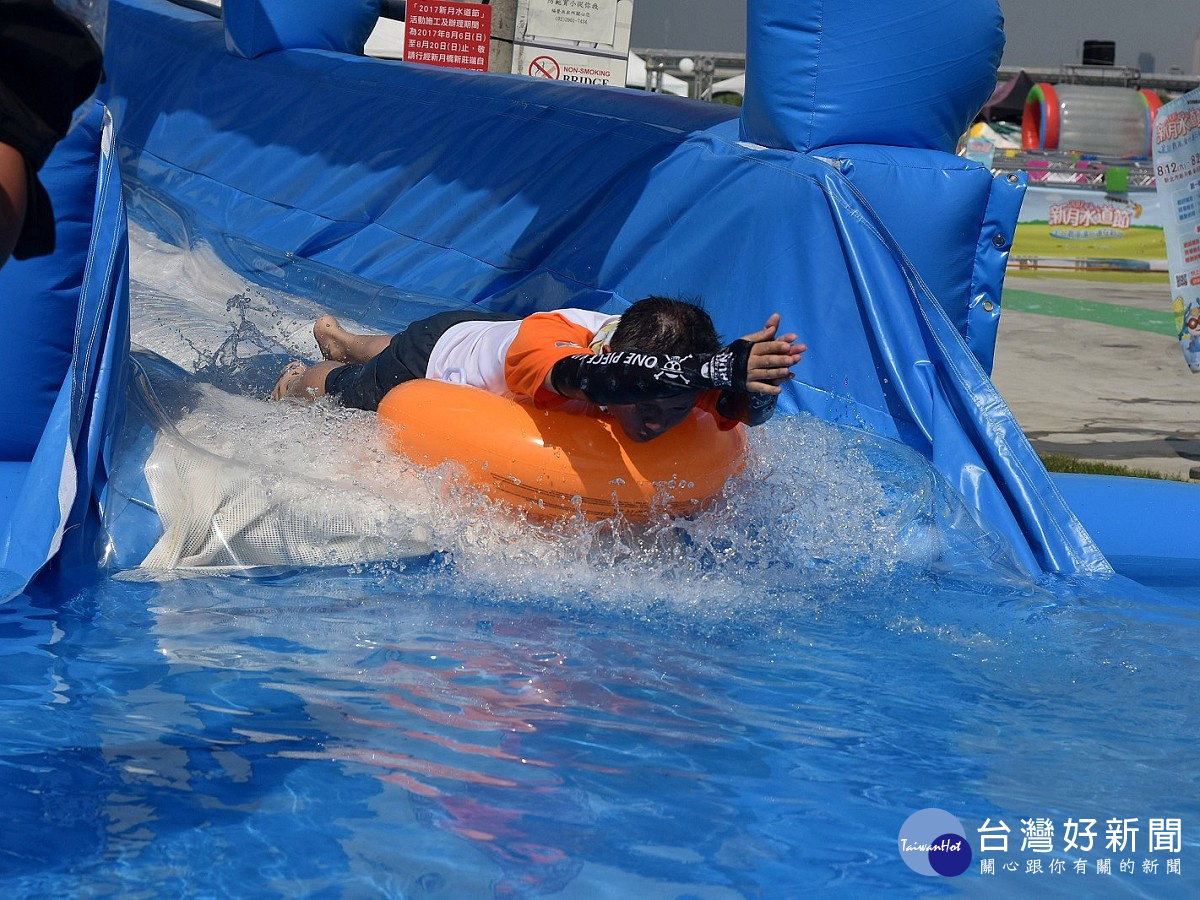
[
  {"left": 513, "top": 0, "right": 632, "bottom": 89},
  {"left": 527, "top": 0, "right": 618, "bottom": 44}
]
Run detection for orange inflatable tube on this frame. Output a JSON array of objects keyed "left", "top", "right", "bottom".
[{"left": 378, "top": 380, "right": 748, "bottom": 522}]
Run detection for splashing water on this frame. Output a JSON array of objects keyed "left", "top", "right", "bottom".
[
  {"left": 112, "top": 223, "right": 1034, "bottom": 613},
  {"left": 111, "top": 351, "right": 1032, "bottom": 615}
]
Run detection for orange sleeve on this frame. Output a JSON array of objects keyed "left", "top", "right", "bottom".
[
  {"left": 504, "top": 313, "right": 597, "bottom": 408},
  {"left": 696, "top": 390, "right": 741, "bottom": 431}
]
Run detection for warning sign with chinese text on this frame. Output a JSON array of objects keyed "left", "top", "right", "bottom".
[{"left": 404, "top": 0, "right": 492, "bottom": 72}]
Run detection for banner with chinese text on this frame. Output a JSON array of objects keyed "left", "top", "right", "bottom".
[
  {"left": 1153, "top": 87, "right": 1200, "bottom": 372},
  {"left": 404, "top": 0, "right": 491, "bottom": 72},
  {"left": 1013, "top": 186, "right": 1167, "bottom": 273}
]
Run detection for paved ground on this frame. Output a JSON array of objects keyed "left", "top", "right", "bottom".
[{"left": 990, "top": 274, "right": 1200, "bottom": 481}]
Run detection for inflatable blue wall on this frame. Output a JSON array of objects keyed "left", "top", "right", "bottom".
[
  {"left": 96, "top": 0, "right": 1107, "bottom": 576},
  {"left": 0, "top": 103, "right": 130, "bottom": 601}
]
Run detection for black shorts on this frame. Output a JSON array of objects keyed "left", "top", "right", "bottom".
[{"left": 324, "top": 309, "right": 521, "bottom": 411}]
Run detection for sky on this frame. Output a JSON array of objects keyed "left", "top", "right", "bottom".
[{"left": 629, "top": 0, "right": 1200, "bottom": 75}]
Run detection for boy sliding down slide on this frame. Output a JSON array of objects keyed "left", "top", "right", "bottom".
[{"left": 273, "top": 296, "right": 806, "bottom": 443}]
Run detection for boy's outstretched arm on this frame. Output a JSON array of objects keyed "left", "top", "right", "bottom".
[
  {"left": 549, "top": 312, "right": 806, "bottom": 406},
  {"left": 738, "top": 313, "right": 807, "bottom": 394},
  {"left": 716, "top": 313, "right": 807, "bottom": 425}
]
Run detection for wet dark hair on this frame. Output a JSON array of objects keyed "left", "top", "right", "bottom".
[{"left": 608, "top": 296, "right": 722, "bottom": 355}]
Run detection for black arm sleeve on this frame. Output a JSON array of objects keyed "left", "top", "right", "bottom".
[
  {"left": 550, "top": 340, "right": 753, "bottom": 405},
  {"left": 715, "top": 389, "right": 778, "bottom": 426}
]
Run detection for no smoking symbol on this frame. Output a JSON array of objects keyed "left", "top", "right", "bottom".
[{"left": 529, "top": 56, "right": 560, "bottom": 79}]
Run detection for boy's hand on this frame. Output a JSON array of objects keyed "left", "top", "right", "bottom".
[{"left": 739, "top": 313, "right": 806, "bottom": 394}]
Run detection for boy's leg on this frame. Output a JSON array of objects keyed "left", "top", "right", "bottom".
[
  {"left": 314, "top": 315, "right": 391, "bottom": 363},
  {"left": 326, "top": 309, "right": 520, "bottom": 409},
  {"left": 279, "top": 309, "right": 521, "bottom": 410},
  {"left": 272, "top": 360, "right": 344, "bottom": 401},
  {"left": 272, "top": 324, "right": 423, "bottom": 410}
]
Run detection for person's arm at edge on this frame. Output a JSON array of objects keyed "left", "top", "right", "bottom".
[{"left": 0, "top": 141, "right": 28, "bottom": 269}]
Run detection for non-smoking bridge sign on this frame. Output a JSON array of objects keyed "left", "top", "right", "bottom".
[{"left": 529, "top": 56, "right": 560, "bottom": 79}]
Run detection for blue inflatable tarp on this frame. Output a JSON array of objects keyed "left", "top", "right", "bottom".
[{"left": 0, "top": 103, "right": 130, "bottom": 601}]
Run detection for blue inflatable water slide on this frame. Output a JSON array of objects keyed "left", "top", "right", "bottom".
[{"left": 3, "top": 0, "right": 1194, "bottom": 598}]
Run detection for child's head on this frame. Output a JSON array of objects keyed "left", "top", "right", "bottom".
[
  {"left": 608, "top": 296, "right": 722, "bottom": 355},
  {"left": 604, "top": 297, "right": 721, "bottom": 443}
]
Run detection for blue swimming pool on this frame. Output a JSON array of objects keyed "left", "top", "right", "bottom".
[{"left": 2, "top": 540, "right": 1196, "bottom": 896}]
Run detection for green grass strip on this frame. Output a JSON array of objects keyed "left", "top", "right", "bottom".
[
  {"left": 1039, "top": 453, "right": 1185, "bottom": 482},
  {"left": 1002, "top": 288, "right": 1175, "bottom": 336}
]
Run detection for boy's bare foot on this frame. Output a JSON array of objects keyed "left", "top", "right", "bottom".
[
  {"left": 314, "top": 315, "right": 389, "bottom": 363},
  {"left": 271, "top": 360, "right": 308, "bottom": 400}
]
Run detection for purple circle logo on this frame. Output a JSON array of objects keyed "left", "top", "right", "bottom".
[{"left": 898, "top": 808, "right": 972, "bottom": 877}]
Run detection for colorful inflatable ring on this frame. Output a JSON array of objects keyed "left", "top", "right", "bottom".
[
  {"left": 1140, "top": 88, "right": 1163, "bottom": 155},
  {"left": 1022, "top": 82, "right": 1060, "bottom": 151},
  {"left": 377, "top": 380, "right": 748, "bottom": 522}
]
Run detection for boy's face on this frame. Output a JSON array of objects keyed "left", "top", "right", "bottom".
[{"left": 607, "top": 393, "right": 698, "bottom": 443}]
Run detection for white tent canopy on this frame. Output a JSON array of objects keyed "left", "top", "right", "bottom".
[{"left": 710, "top": 72, "right": 745, "bottom": 97}]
